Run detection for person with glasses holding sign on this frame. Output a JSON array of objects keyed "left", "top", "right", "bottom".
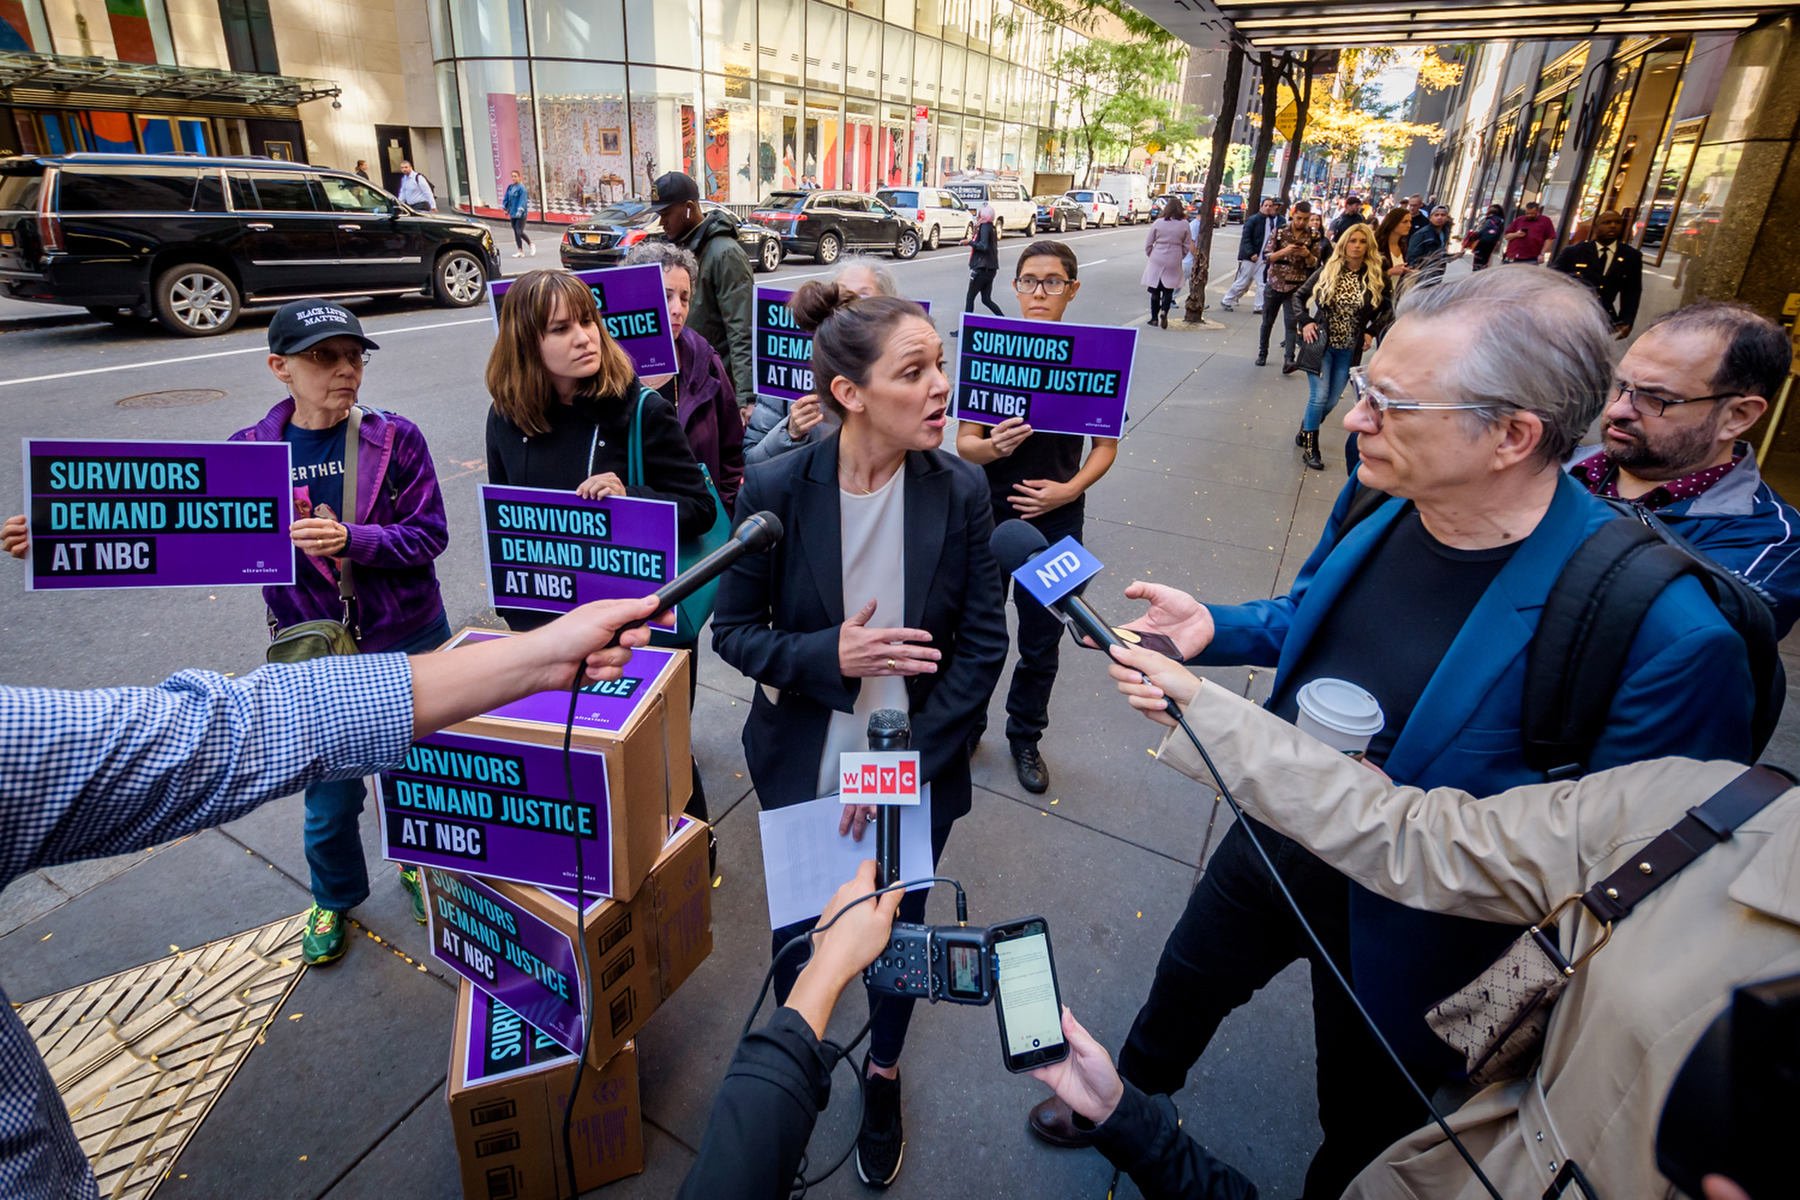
[{"left": 955, "top": 241, "right": 1118, "bottom": 796}]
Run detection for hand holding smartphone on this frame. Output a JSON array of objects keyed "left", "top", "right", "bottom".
[{"left": 992, "top": 918, "right": 1069, "bottom": 1072}]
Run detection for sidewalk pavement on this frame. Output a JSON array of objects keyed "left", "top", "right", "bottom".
[{"left": 5, "top": 280, "right": 1799, "bottom": 1200}]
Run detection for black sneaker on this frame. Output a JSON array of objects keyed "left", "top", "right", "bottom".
[
  {"left": 857, "top": 1060, "right": 905, "bottom": 1188},
  {"left": 1012, "top": 742, "right": 1050, "bottom": 794}
]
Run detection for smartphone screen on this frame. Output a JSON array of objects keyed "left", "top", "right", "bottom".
[{"left": 992, "top": 918, "right": 1069, "bottom": 1072}]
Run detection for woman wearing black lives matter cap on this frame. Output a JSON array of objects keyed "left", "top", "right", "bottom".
[{"left": 712, "top": 280, "right": 1007, "bottom": 1189}]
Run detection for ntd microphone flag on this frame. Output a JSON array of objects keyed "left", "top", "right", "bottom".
[{"left": 1013, "top": 535, "right": 1103, "bottom": 609}]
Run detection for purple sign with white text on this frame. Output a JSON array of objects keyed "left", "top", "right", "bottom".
[
  {"left": 489, "top": 264, "right": 677, "bottom": 377},
  {"left": 755, "top": 286, "right": 929, "bottom": 401},
  {"left": 447, "top": 629, "right": 681, "bottom": 733},
  {"left": 480, "top": 483, "right": 678, "bottom": 634},
  {"left": 952, "top": 314, "right": 1137, "bottom": 439},
  {"left": 380, "top": 728, "right": 616, "bottom": 894},
  {"left": 462, "top": 986, "right": 574, "bottom": 1086},
  {"left": 425, "top": 867, "right": 585, "bottom": 1054},
  {"left": 22, "top": 439, "right": 294, "bottom": 590}
]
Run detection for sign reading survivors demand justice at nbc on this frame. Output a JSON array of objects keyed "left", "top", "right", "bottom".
[
  {"left": 755, "top": 287, "right": 930, "bottom": 401},
  {"left": 379, "top": 729, "right": 617, "bottom": 894},
  {"left": 953, "top": 314, "right": 1137, "bottom": 439},
  {"left": 480, "top": 484, "right": 678, "bottom": 634},
  {"left": 22, "top": 439, "right": 294, "bottom": 590},
  {"left": 424, "top": 867, "right": 586, "bottom": 1054},
  {"left": 488, "top": 264, "right": 678, "bottom": 378}
]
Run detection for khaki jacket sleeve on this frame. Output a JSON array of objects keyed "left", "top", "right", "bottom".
[{"left": 1152, "top": 682, "right": 1725, "bottom": 926}]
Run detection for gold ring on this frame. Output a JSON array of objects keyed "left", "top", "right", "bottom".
[{"left": 886, "top": 657, "right": 897, "bottom": 671}]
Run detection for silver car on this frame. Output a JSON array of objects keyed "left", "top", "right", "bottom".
[{"left": 876, "top": 187, "right": 975, "bottom": 251}]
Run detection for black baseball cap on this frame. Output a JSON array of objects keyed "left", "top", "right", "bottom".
[
  {"left": 268, "top": 300, "right": 380, "bottom": 355},
  {"left": 649, "top": 172, "right": 700, "bottom": 212}
]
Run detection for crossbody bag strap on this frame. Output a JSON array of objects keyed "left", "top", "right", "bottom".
[
  {"left": 1581, "top": 765, "right": 1793, "bottom": 924},
  {"left": 627, "top": 387, "right": 647, "bottom": 489},
  {"left": 338, "top": 405, "right": 361, "bottom": 634}
]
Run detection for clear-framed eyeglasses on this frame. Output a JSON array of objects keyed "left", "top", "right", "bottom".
[
  {"left": 297, "top": 347, "right": 372, "bottom": 369},
  {"left": 1348, "top": 366, "right": 1511, "bottom": 427},
  {"left": 1609, "top": 379, "right": 1740, "bottom": 419}
]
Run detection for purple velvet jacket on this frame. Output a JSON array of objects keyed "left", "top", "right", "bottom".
[
  {"left": 671, "top": 325, "right": 746, "bottom": 513},
  {"left": 232, "top": 397, "right": 449, "bottom": 652}
]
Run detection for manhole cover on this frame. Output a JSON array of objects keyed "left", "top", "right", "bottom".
[{"left": 116, "top": 388, "right": 226, "bottom": 409}]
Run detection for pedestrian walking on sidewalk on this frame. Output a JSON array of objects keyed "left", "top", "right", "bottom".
[
  {"left": 1293, "top": 224, "right": 1387, "bottom": 471},
  {"left": 964, "top": 205, "right": 1005, "bottom": 316},
  {"left": 503, "top": 170, "right": 535, "bottom": 258},
  {"left": 1468, "top": 204, "right": 1507, "bottom": 271},
  {"left": 1221, "top": 197, "right": 1278, "bottom": 312},
  {"left": 1258, "top": 200, "right": 1320, "bottom": 367},
  {"left": 1142, "top": 197, "right": 1193, "bottom": 328},
  {"left": 397, "top": 161, "right": 435, "bottom": 211}
]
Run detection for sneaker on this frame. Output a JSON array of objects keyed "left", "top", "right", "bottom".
[
  {"left": 527, "top": 242, "right": 537, "bottom": 256},
  {"left": 1219, "top": 303, "right": 1235, "bottom": 312},
  {"left": 510, "top": 250, "right": 525, "bottom": 258},
  {"left": 1012, "top": 742, "right": 1050, "bottom": 794},
  {"left": 301, "top": 904, "right": 347, "bottom": 965},
  {"left": 856, "top": 1060, "right": 905, "bottom": 1188},
  {"left": 399, "top": 866, "right": 427, "bottom": 925}
]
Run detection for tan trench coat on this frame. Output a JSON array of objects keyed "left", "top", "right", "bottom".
[{"left": 1155, "top": 682, "right": 1800, "bottom": 1200}]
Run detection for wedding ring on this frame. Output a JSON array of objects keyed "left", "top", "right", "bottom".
[{"left": 886, "top": 657, "right": 897, "bottom": 671}]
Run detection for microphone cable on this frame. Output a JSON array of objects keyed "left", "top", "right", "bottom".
[
  {"left": 1162, "top": 701, "right": 1506, "bottom": 1200},
  {"left": 558, "top": 665, "right": 598, "bottom": 1200}
]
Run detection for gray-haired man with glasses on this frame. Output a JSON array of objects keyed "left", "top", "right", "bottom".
[
  {"left": 1568, "top": 300, "right": 1799, "bottom": 636},
  {"left": 1027, "top": 266, "right": 1756, "bottom": 1195}
]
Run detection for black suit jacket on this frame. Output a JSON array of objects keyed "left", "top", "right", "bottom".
[
  {"left": 1552, "top": 238, "right": 1644, "bottom": 326},
  {"left": 712, "top": 434, "right": 1007, "bottom": 826}
]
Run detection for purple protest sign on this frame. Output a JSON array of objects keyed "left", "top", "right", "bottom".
[
  {"left": 755, "top": 286, "right": 929, "bottom": 401},
  {"left": 461, "top": 985, "right": 575, "bottom": 1086},
  {"left": 22, "top": 439, "right": 294, "bottom": 591},
  {"left": 447, "top": 629, "right": 682, "bottom": 733},
  {"left": 425, "top": 867, "right": 586, "bottom": 1054},
  {"left": 480, "top": 483, "right": 678, "bottom": 634},
  {"left": 489, "top": 264, "right": 677, "bottom": 377},
  {"left": 380, "top": 728, "right": 616, "bottom": 894},
  {"left": 952, "top": 314, "right": 1137, "bottom": 438}
]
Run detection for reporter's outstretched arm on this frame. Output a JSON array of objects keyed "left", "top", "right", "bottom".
[
  {"left": 1033, "top": 1009, "right": 1258, "bottom": 1200},
  {"left": 680, "top": 863, "right": 900, "bottom": 1199}
]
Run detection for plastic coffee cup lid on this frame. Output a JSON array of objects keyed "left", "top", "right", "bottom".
[{"left": 1296, "top": 678, "right": 1385, "bottom": 737}]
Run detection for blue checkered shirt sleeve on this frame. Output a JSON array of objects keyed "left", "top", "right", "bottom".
[{"left": 0, "top": 654, "right": 415, "bottom": 1200}]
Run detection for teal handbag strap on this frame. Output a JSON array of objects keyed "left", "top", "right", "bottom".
[{"left": 627, "top": 387, "right": 648, "bottom": 489}]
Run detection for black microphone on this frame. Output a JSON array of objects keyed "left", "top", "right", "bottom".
[
  {"left": 990, "top": 519, "right": 1121, "bottom": 653},
  {"left": 866, "top": 708, "right": 909, "bottom": 887},
  {"left": 607, "top": 512, "right": 784, "bottom": 642}
]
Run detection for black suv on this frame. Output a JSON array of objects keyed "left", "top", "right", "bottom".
[
  {"left": 746, "top": 191, "right": 919, "bottom": 265},
  {"left": 560, "top": 201, "right": 782, "bottom": 272},
  {"left": 0, "top": 153, "right": 501, "bottom": 336}
]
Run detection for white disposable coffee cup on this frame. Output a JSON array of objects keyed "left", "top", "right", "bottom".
[{"left": 1294, "top": 678, "right": 1385, "bottom": 759}]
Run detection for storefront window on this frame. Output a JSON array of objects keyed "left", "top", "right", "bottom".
[
  {"left": 453, "top": 60, "right": 536, "bottom": 210},
  {"left": 1572, "top": 58, "right": 1643, "bottom": 232},
  {"left": 936, "top": 110, "right": 961, "bottom": 179},
  {"left": 703, "top": 74, "right": 759, "bottom": 203},
  {"left": 941, "top": 43, "right": 965, "bottom": 111},
  {"left": 913, "top": 35, "right": 940, "bottom": 107},
  {"left": 529, "top": 59, "right": 628, "bottom": 215},
  {"left": 452, "top": 0, "right": 528, "bottom": 56},
  {"left": 437, "top": 63, "right": 469, "bottom": 208},
  {"left": 759, "top": 0, "right": 803, "bottom": 85},
  {"left": 1638, "top": 114, "right": 1704, "bottom": 265},
  {"left": 959, "top": 114, "right": 980, "bottom": 172},
  {"left": 847, "top": 14, "right": 880, "bottom": 97},
  {"left": 803, "top": 92, "right": 844, "bottom": 187},
  {"left": 806, "top": 2, "right": 845, "bottom": 91},
  {"left": 532, "top": 0, "right": 625, "bottom": 64},
  {"left": 704, "top": 0, "right": 756, "bottom": 77},
  {"left": 759, "top": 84, "right": 802, "bottom": 191},
  {"left": 964, "top": 52, "right": 986, "bottom": 113},
  {"left": 915, "top": 0, "right": 942, "bottom": 40},
  {"left": 881, "top": 26, "right": 912, "bottom": 102},
  {"left": 626, "top": 0, "right": 699, "bottom": 69},
  {"left": 846, "top": 98, "right": 878, "bottom": 191},
  {"left": 883, "top": 0, "right": 911, "bottom": 30},
  {"left": 880, "top": 101, "right": 914, "bottom": 187},
  {"left": 626, "top": 65, "right": 703, "bottom": 193}
]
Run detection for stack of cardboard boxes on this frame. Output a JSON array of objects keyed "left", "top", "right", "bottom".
[{"left": 378, "top": 630, "right": 713, "bottom": 1198}]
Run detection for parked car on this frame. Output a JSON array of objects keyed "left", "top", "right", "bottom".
[
  {"left": 746, "top": 190, "right": 920, "bottom": 264},
  {"left": 1635, "top": 202, "right": 1673, "bottom": 248},
  {"left": 560, "top": 200, "right": 782, "bottom": 272},
  {"left": 1031, "top": 194, "right": 1087, "bottom": 233},
  {"left": 942, "top": 178, "right": 1037, "bottom": 237},
  {"left": 1096, "top": 171, "right": 1152, "bottom": 223},
  {"left": 1217, "top": 193, "right": 1246, "bottom": 223},
  {"left": 1064, "top": 189, "right": 1120, "bottom": 227},
  {"left": 875, "top": 187, "right": 974, "bottom": 251},
  {"left": 0, "top": 152, "right": 500, "bottom": 336}
]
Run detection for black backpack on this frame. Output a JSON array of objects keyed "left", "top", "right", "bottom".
[{"left": 1335, "top": 485, "right": 1784, "bottom": 778}]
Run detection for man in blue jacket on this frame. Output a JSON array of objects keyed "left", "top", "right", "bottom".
[
  {"left": 1569, "top": 299, "right": 1798, "bottom": 636},
  {"left": 1025, "top": 266, "right": 1756, "bottom": 1198}
]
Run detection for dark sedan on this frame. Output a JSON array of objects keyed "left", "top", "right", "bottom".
[
  {"left": 1218, "top": 193, "right": 1245, "bottom": 223},
  {"left": 560, "top": 201, "right": 782, "bottom": 272},
  {"left": 1032, "top": 195, "right": 1087, "bottom": 233}
]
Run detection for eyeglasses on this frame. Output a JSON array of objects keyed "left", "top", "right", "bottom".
[
  {"left": 296, "top": 347, "right": 371, "bottom": 369},
  {"left": 1348, "top": 367, "right": 1512, "bottom": 427},
  {"left": 1610, "top": 379, "right": 1740, "bottom": 419},
  {"left": 1013, "top": 275, "right": 1071, "bottom": 295}
]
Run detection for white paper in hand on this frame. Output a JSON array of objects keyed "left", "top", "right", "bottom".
[{"left": 758, "top": 787, "right": 935, "bottom": 929}]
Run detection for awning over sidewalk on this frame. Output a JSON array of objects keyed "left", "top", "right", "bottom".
[
  {"left": 0, "top": 52, "right": 340, "bottom": 109},
  {"left": 1125, "top": 0, "right": 1796, "bottom": 49}
]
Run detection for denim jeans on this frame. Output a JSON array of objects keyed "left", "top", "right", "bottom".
[
  {"left": 304, "top": 611, "right": 452, "bottom": 911},
  {"left": 1302, "top": 346, "right": 1355, "bottom": 432}
]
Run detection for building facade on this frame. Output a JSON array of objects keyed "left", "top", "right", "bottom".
[{"left": 425, "top": 0, "right": 1177, "bottom": 220}]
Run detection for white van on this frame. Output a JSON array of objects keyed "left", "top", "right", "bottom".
[
  {"left": 1097, "top": 171, "right": 1153, "bottom": 223},
  {"left": 943, "top": 178, "right": 1037, "bottom": 237}
]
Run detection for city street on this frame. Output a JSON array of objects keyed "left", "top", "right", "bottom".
[{"left": 6, "top": 218, "right": 1799, "bottom": 1200}]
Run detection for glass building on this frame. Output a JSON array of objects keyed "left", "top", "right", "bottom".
[{"left": 427, "top": 0, "right": 1154, "bottom": 219}]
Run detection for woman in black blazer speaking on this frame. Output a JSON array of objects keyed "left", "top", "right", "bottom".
[{"left": 712, "top": 281, "right": 1006, "bottom": 1188}]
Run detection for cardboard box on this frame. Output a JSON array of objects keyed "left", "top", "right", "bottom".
[
  {"left": 379, "top": 628, "right": 691, "bottom": 901},
  {"left": 447, "top": 979, "right": 643, "bottom": 1200},
  {"left": 641, "top": 815, "right": 714, "bottom": 1001}
]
